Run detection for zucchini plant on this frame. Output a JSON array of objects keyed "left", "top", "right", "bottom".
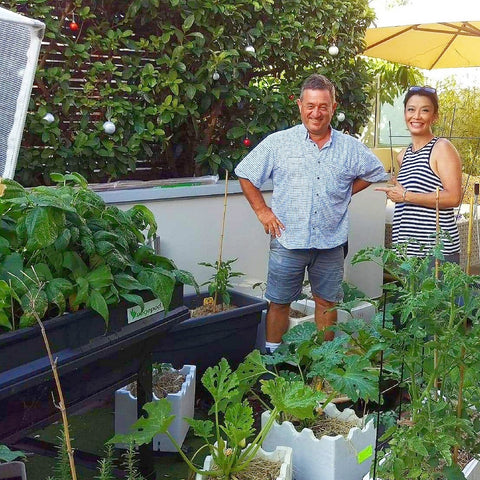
[{"left": 110, "top": 351, "right": 321, "bottom": 479}]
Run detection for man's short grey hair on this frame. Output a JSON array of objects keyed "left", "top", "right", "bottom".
[{"left": 300, "top": 74, "right": 336, "bottom": 103}]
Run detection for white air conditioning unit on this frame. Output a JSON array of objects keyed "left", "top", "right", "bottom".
[{"left": 0, "top": 7, "right": 45, "bottom": 179}]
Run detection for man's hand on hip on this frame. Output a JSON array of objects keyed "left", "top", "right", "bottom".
[{"left": 257, "top": 207, "right": 285, "bottom": 237}]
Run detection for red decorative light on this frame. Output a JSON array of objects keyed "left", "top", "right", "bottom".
[
  {"left": 243, "top": 138, "right": 251, "bottom": 147},
  {"left": 69, "top": 21, "right": 79, "bottom": 31}
]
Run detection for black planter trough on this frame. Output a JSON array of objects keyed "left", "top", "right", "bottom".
[
  {"left": 0, "top": 298, "right": 188, "bottom": 443},
  {"left": 152, "top": 290, "right": 267, "bottom": 374},
  {"left": 0, "top": 286, "right": 183, "bottom": 374}
]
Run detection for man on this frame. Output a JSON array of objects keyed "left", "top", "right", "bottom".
[{"left": 235, "top": 74, "right": 387, "bottom": 350}]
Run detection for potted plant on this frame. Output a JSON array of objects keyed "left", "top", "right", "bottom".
[
  {"left": 115, "top": 363, "right": 196, "bottom": 452},
  {"left": 259, "top": 320, "right": 382, "bottom": 480},
  {"left": 110, "top": 352, "right": 323, "bottom": 480},
  {"left": 153, "top": 170, "right": 267, "bottom": 374},
  {"left": 353, "top": 244, "right": 480, "bottom": 480},
  {"left": 288, "top": 281, "right": 376, "bottom": 331},
  {"left": 153, "top": 257, "right": 267, "bottom": 374},
  {"left": 0, "top": 172, "right": 197, "bottom": 371},
  {"left": 0, "top": 173, "right": 194, "bottom": 444}
]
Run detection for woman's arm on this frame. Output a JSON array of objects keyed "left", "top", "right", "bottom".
[{"left": 376, "top": 139, "right": 462, "bottom": 208}]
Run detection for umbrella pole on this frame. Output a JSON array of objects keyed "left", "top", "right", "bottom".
[
  {"left": 448, "top": 105, "right": 457, "bottom": 139},
  {"left": 388, "top": 121, "right": 394, "bottom": 178},
  {"left": 373, "top": 75, "right": 381, "bottom": 148}
]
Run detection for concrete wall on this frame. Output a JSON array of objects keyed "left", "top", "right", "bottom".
[{"left": 99, "top": 179, "right": 387, "bottom": 299}]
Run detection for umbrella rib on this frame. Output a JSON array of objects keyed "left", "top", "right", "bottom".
[
  {"left": 444, "top": 21, "right": 480, "bottom": 37},
  {"left": 415, "top": 22, "right": 480, "bottom": 38},
  {"left": 364, "top": 25, "right": 415, "bottom": 50},
  {"left": 429, "top": 22, "right": 464, "bottom": 69}
]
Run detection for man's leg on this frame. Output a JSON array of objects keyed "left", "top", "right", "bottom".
[
  {"left": 265, "top": 238, "right": 308, "bottom": 350},
  {"left": 313, "top": 295, "right": 337, "bottom": 341},
  {"left": 308, "top": 244, "right": 345, "bottom": 341},
  {"left": 266, "top": 302, "right": 291, "bottom": 344}
]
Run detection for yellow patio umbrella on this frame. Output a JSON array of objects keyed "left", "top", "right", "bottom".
[{"left": 363, "top": 5, "right": 480, "bottom": 69}]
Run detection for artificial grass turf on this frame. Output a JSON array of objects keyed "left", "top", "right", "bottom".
[{"left": 22, "top": 398, "right": 208, "bottom": 480}]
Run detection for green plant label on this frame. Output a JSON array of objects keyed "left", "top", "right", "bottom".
[
  {"left": 357, "top": 444, "right": 373, "bottom": 464},
  {"left": 127, "top": 298, "right": 164, "bottom": 324}
]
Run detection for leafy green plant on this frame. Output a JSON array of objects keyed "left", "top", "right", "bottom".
[
  {"left": 110, "top": 351, "right": 322, "bottom": 479},
  {"left": 0, "top": 172, "right": 198, "bottom": 331},
  {"left": 0, "top": 445, "right": 25, "bottom": 463},
  {"left": 199, "top": 258, "right": 244, "bottom": 308},
  {"left": 262, "top": 321, "right": 381, "bottom": 423},
  {"left": 353, "top": 244, "right": 480, "bottom": 479}
]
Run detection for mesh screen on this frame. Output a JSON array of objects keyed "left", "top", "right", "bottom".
[
  {"left": 0, "top": 9, "right": 44, "bottom": 178},
  {"left": 0, "top": 20, "right": 29, "bottom": 177}
]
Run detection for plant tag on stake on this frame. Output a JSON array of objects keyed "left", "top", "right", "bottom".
[{"left": 203, "top": 297, "right": 214, "bottom": 307}]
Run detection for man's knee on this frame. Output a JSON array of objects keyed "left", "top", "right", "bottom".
[
  {"left": 268, "top": 301, "right": 291, "bottom": 313},
  {"left": 312, "top": 294, "right": 336, "bottom": 309}
]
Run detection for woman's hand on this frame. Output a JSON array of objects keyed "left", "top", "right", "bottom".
[{"left": 375, "top": 177, "right": 407, "bottom": 203}]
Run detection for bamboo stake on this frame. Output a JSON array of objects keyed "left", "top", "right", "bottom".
[
  {"left": 215, "top": 171, "right": 229, "bottom": 307},
  {"left": 466, "top": 195, "right": 475, "bottom": 275},
  {"left": 434, "top": 187, "right": 440, "bottom": 394},
  {"left": 454, "top": 196, "right": 475, "bottom": 463},
  {"left": 435, "top": 187, "right": 440, "bottom": 278},
  {"left": 35, "top": 309, "right": 77, "bottom": 480}
]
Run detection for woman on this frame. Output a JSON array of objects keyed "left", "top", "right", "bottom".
[{"left": 377, "top": 86, "right": 462, "bottom": 262}]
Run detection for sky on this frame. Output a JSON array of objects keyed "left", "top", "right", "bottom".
[{"left": 368, "top": 0, "right": 480, "bottom": 87}]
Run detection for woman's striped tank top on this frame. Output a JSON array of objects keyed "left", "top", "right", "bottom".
[{"left": 392, "top": 137, "right": 460, "bottom": 257}]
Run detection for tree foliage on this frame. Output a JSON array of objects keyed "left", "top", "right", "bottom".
[
  {"left": 2, "top": 0, "right": 376, "bottom": 186},
  {"left": 435, "top": 78, "right": 480, "bottom": 176}
]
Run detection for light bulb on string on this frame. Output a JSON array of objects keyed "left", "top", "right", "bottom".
[
  {"left": 103, "top": 120, "right": 116, "bottom": 134},
  {"left": 328, "top": 44, "right": 339, "bottom": 56},
  {"left": 245, "top": 45, "right": 255, "bottom": 53},
  {"left": 336, "top": 112, "right": 345, "bottom": 122},
  {"left": 43, "top": 113, "right": 54, "bottom": 123},
  {"left": 212, "top": 71, "right": 220, "bottom": 80}
]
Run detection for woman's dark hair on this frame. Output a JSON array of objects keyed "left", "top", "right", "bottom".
[
  {"left": 300, "top": 74, "right": 336, "bottom": 103},
  {"left": 403, "top": 86, "right": 439, "bottom": 114}
]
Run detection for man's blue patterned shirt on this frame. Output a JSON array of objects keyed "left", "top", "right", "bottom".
[{"left": 235, "top": 124, "right": 387, "bottom": 249}]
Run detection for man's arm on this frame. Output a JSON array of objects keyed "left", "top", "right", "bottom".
[
  {"left": 238, "top": 178, "right": 285, "bottom": 237},
  {"left": 352, "top": 178, "right": 371, "bottom": 195}
]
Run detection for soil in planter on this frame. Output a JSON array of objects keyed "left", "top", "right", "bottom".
[
  {"left": 206, "top": 457, "right": 282, "bottom": 480},
  {"left": 126, "top": 369, "right": 186, "bottom": 398},
  {"left": 308, "top": 415, "right": 359, "bottom": 438},
  {"left": 289, "top": 307, "right": 308, "bottom": 318},
  {"left": 190, "top": 304, "right": 237, "bottom": 317}
]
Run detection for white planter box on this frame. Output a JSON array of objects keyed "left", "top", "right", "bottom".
[
  {"left": 262, "top": 403, "right": 376, "bottom": 480},
  {"left": 289, "top": 299, "right": 376, "bottom": 332},
  {"left": 195, "top": 445, "right": 293, "bottom": 480},
  {"left": 115, "top": 364, "right": 196, "bottom": 452},
  {"left": 363, "top": 456, "right": 480, "bottom": 480},
  {"left": 288, "top": 300, "right": 315, "bottom": 329}
]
